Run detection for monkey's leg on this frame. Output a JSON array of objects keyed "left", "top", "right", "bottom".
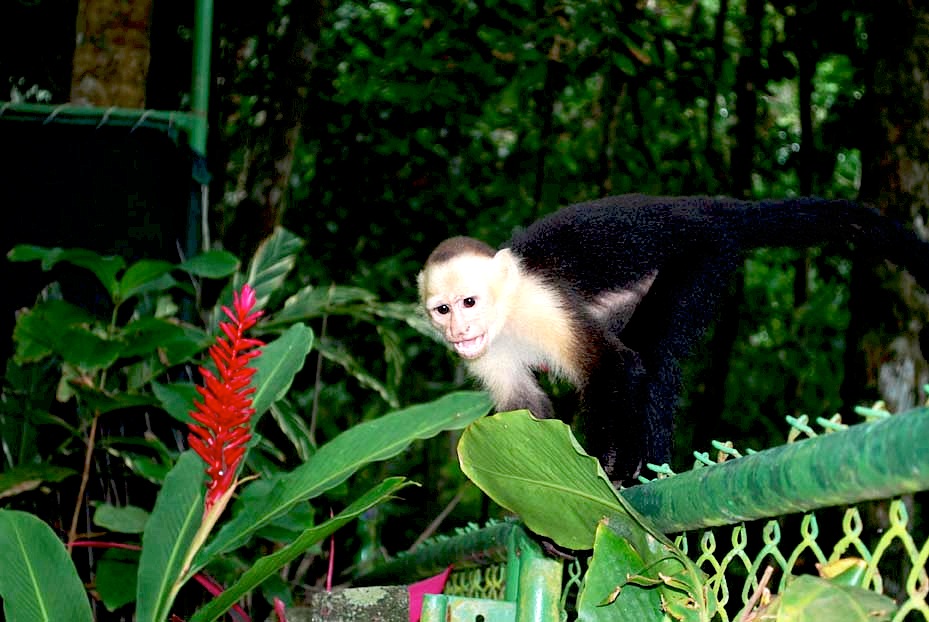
[
  {"left": 578, "top": 336, "right": 651, "bottom": 484},
  {"left": 615, "top": 255, "right": 741, "bottom": 478}
]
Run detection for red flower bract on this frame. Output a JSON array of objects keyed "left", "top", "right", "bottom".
[{"left": 188, "top": 284, "right": 264, "bottom": 509}]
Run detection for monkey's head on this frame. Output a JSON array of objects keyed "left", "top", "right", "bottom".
[{"left": 417, "top": 236, "right": 519, "bottom": 360}]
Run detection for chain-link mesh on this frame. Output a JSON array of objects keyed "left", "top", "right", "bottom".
[
  {"left": 444, "top": 563, "right": 508, "bottom": 601},
  {"left": 648, "top": 403, "right": 929, "bottom": 620},
  {"left": 670, "top": 500, "right": 928, "bottom": 620}
]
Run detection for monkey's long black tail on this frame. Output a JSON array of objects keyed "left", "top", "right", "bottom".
[{"left": 735, "top": 197, "right": 929, "bottom": 289}]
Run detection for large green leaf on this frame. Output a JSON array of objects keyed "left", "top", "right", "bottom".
[
  {"left": 121, "top": 323, "right": 212, "bottom": 392},
  {"left": 67, "top": 385, "right": 158, "bottom": 416},
  {"left": 458, "top": 410, "right": 619, "bottom": 550},
  {"left": 188, "top": 477, "right": 412, "bottom": 622},
  {"left": 7, "top": 245, "right": 125, "bottom": 300},
  {"left": 251, "top": 323, "right": 315, "bottom": 418},
  {"left": 739, "top": 574, "right": 897, "bottom": 622},
  {"left": 243, "top": 227, "right": 305, "bottom": 311},
  {"left": 96, "top": 548, "right": 140, "bottom": 612},
  {"left": 93, "top": 503, "right": 150, "bottom": 534},
  {"left": 157, "top": 324, "right": 213, "bottom": 368},
  {"left": 0, "top": 510, "right": 93, "bottom": 622},
  {"left": 780, "top": 575, "right": 896, "bottom": 621},
  {"left": 13, "top": 300, "right": 121, "bottom": 368},
  {"left": 152, "top": 381, "right": 199, "bottom": 424},
  {"left": 116, "top": 259, "right": 176, "bottom": 303},
  {"left": 265, "top": 283, "right": 378, "bottom": 326},
  {"left": 119, "top": 317, "right": 191, "bottom": 359},
  {"left": 458, "top": 411, "right": 714, "bottom": 621},
  {"left": 135, "top": 450, "right": 205, "bottom": 622},
  {"left": 192, "top": 391, "right": 492, "bottom": 571},
  {"left": 0, "top": 464, "right": 76, "bottom": 499},
  {"left": 178, "top": 250, "right": 240, "bottom": 278},
  {"left": 577, "top": 521, "right": 662, "bottom": 621}
]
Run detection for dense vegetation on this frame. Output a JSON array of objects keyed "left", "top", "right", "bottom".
[{"left": 1, "top": 0, "right": 928, "bottom": 619}]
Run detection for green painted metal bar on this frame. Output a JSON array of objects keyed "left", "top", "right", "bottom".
[
  {"left": 353, "top": 521, "right": 518, "bottom": 586},
  {"left": 189, "top": 0, "right": 213, "bottom": 155},
  {"left": 508, "top": 528, "right": 562, "bottom": 622},
  {"left": 421, "top": 595, "right": 516, "bottom": 622},
  {"left": 0, "top": 102, "right": 200, "bottom": 136},
  {"left": 621, "top": 407, "right": 929, "bottom": 534}
]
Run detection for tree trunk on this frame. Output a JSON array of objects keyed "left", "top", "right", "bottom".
[
  {"left": 70, "top": 0, "right": 153, "bottom": 107},
  {"left": 784, "top": 6, "right": 816, "bottom": 406},
  {"left": 703, "top": 0, "right": 729, "bottom": 190},
  {"left": 729, "top": 0, "right": 763, "bottom": 197},
  {"left": 213, "top": 1, "right": 324, "bottom": 259},
  {"left": 843, "top": 2, "right": 929, "bottom": 414}
]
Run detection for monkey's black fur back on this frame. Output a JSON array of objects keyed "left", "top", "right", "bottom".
[
  {"left": 509, "top": 195, "right": 929, "bottom": 296},
  {"left": 505, "top": 194, "right": 929, "bottom": 483}
]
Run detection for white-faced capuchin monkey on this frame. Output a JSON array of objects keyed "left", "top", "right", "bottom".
[{"left": 418, "top": 194, "right": 929, "bottom": 485}]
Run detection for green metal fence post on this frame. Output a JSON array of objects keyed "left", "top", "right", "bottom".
[{"left": 507, "top": 526, "right": 563, "bottom": 622}]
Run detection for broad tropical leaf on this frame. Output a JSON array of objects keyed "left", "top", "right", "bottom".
[
  {"left": 250, "top": 323, "right": 315, "bottom": 418},
  {"left": 135, "top": 451, "right": 205, "bottom": 622},
  {"left": 188, "top": 477, "right": 411, "bottom": 622},
  {"left": 0, "top": 510, "right": 93, "bottom": 622},
  {"left": 179, "top": 250, "right": 240, "bottom": 278},
  {"left": 192, "top": 391, "right": 492, "bottom": 571}
]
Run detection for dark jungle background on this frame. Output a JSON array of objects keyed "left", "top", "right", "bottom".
[{"left": 1, "top": 0, "right": 928, "bottom": 618}]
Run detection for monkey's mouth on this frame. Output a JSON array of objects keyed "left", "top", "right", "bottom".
[{"left": 453, "top": 335, "right": 486, "bottom": 359}]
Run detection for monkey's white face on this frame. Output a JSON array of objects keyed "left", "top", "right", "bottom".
[{"left": 418, "top": 254, "right": 501, "bottom": 360}]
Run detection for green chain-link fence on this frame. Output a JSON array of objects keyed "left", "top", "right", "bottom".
[{"left": 359, "top": 404, "right": 929, "bottom": 621}]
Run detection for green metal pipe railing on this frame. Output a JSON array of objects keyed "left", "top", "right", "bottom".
[
  {"left": 189, "top": 0, "right": 213, "bottom": 154},
  {"left": 0, "top": 102, "right": 199, "bottom": 135},
  {"left": 621, "top": 407, "right": 929, "bottom": 534},
  {"left": 354, "top": 521, "right": 518, "bottom": 586}
]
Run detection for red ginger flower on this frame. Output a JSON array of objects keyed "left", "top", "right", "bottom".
[{"left": 188, "top": 284, "right": 264, "bottom": 510}]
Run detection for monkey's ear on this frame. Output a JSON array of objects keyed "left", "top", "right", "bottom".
[
  {"left": 416, "top": 269, "right": 426, "bottom": 301},
  {"left": 492, "top": 248, "right": 518, "bottom": 273},
  {"left": 491, "top": 248, "right": 521, "bottom": 298}
]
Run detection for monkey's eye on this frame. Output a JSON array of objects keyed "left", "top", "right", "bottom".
[
  {"left": 435, "top": 304, "right": 450, "bottom": 315},
  {"left": 463, "top": 297, "right": 476, "bottom": 308}
]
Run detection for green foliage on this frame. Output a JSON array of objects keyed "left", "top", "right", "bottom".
[
  {"left": 459, "top": 410, "right": 620, "bottom": 550},
  {"left": 1, "top": 391, "right": 489, "bottom": 621},
  {"left": 0, "top": 228, "right": 491, "bottom": 620},
  {"left": 135, "top": 452, "right": 204, "bottom": 622},
  {"left": 458, "top": 410, "right": 714, "bottom": 621},
  {"left": 576, "top": 523, "right": 663, "bottom": 621},
  {"left": 0, "top": 0, "right": 908, "bottom": 617},
  {"left": 250, "top": 323, "right": 315, "bottom": 418},
  {"left": 187, "top": 478, "right": 411, "bottom": 622},
  {"left": 93, "top": 503, "right": 150, "bottom": 534},
  {"left": 0, "top": 510, "right": 94, "bottom": 622},
  {"left": 96, "top": 549, "right": 141, "bottom": 612},
  {"left": 738, "top": 574, "right": 896, "bottom": 621},
  {"left": 194, "top": 391, "right": 491, "bottom": 569},
  {"left": 458, "top": 410, "right": 900, "bottom": 621},
  {"left": 0, "top": 463, "right": 76, "bottom": 500}
]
